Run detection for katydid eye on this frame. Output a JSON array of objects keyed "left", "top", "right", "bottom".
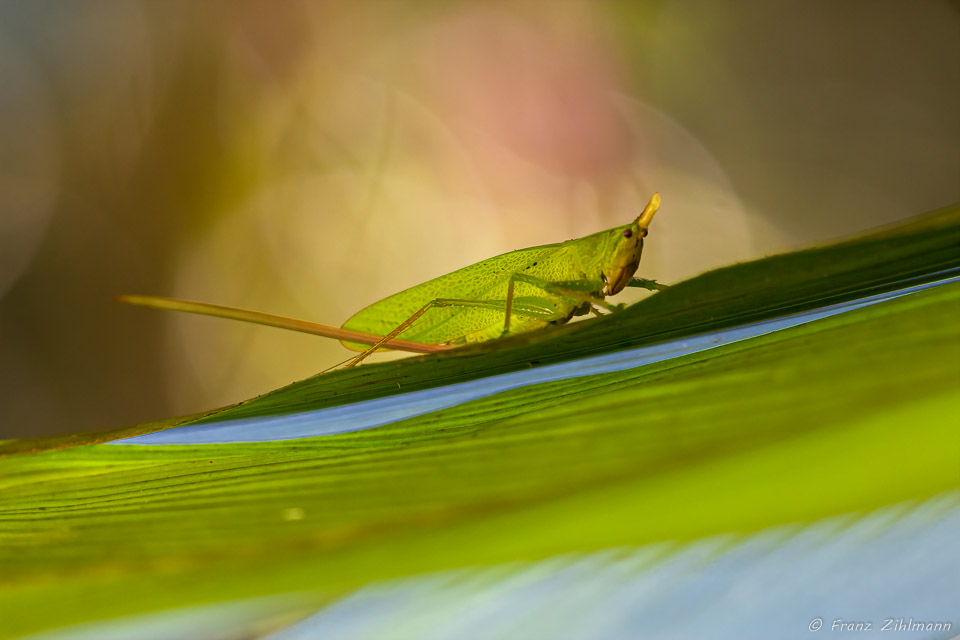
[{"left": 622, "top": 229, "right": 632, "bottom": 238}]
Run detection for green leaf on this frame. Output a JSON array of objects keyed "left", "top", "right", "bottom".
[{"left": 1, "top": 205, "right": 958, "bottom": 638}]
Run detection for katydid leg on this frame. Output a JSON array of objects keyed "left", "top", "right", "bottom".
[
  {"left": 345, "top": 296, "right": 551, "bottom": 368},
  {"left": 503, "top": 273, "right": 613, "bottom": 334},
  {"left": 627, "top": 277, "right": 669, "bottom": 292}
]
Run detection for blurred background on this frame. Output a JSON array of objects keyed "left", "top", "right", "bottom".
[{"left": 0, "top": 0, "right": 957, "bottom": 439}]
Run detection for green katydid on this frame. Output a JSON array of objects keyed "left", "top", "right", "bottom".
[{"left": 119, "top": 193, "right": 666, "bottom": 367}]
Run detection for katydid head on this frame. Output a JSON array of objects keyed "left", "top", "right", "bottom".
[{"left": 603, "top": 192, "right": 661, "bottom": 295}]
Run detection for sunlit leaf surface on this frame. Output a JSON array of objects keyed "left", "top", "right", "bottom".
[{"left": 1, "top": 206, "right": 958, "bottom": 639}]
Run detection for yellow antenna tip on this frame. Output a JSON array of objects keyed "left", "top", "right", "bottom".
[{"left": 636, "top": 192, "right": 661, "bottom": 230}]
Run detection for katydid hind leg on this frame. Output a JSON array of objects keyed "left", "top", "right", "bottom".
[
  {"left": 346, "top": 301, "right": 435, "bottom": 368},
  {"left": 345, "top": 295, "right": 553, "bottom": 368}
]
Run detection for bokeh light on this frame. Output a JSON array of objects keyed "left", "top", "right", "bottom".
[{"left": 1, "top": 0, "right": 957, "bottom": 437}]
